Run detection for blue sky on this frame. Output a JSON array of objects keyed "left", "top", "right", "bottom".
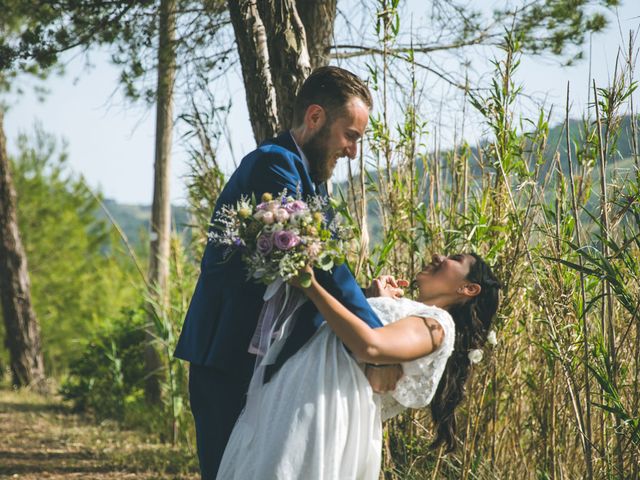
[{"left": 3, "top": 1, "right": 639, "bottom": 205}]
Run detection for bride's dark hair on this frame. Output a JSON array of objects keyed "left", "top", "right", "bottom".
[{"left": 430, "top": 253, "right": 501, "bottom": 452}]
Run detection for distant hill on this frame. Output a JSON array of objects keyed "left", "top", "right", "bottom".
[
  {"left": 464, "top": 114, "right": 638, "bottom": 178},
  {"left": 98, "top": 199, "right": 191, "bottom": 249},
  {"left": 547, "top": 114, "right": 637, "bottom": 173},
  {"left": 333, "top": 114, "right": 638, "bottom": 243},
  {"left": 337, "top": 114, "right": 638, "bottom": 192}
]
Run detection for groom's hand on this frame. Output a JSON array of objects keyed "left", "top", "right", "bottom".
[
  {"left": 365, "top": 364, "right": 403, "bottom": 393},
  {"left": 365, "top": 276, "right": 410, "bottom": 299}
]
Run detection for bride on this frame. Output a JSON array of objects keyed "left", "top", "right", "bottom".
[{"left": 216, "top": 253, "right": 501, "bottom": 479}]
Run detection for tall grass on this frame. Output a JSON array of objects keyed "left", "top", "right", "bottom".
[{"left": 336, "top": 18, "right": 639, "bottom": 478}]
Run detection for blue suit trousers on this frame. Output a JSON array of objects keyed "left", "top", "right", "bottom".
[{"left": 189, "top": 364, "right": 250, "bottom": 479}]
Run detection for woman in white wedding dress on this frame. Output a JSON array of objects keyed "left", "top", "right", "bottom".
[{"left": 217, "top": 253, "right": 501, "bottom": 480}]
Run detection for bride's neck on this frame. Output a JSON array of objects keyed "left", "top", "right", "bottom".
[{"left": 416, "top": 293, "right": 453, "bottom": 310}]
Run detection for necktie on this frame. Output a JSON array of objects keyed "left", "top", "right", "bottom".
[{"left": 315, "top": 182, "right": 329, "bottom": 199}]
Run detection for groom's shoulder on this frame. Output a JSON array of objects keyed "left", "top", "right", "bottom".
[
  {"left": 255, "top": 132, "right": 300, "bottom": 161},
  {"left": 239, "top": 139, "right": 302, "bottom": 171},
  {"left": 256, "top": 141, "right": 300, "bottom": 162}
]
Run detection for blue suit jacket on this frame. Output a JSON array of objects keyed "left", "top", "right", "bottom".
[{"left": 174, "top": 132, "right": 383, "bottom": 380}]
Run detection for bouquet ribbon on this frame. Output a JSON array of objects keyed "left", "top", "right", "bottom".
[
  {"left": 242, "top": 279, "right": 307, "bottom": 438},
  {"left": 248, "top": 278, "right": 307, "bottom": 367}
]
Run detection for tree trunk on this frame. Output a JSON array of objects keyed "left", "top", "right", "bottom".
[
  {"left": 228, "top": 0, "right": 281, "bottom": 144},
  {"left": 295, "top": 0, "right": 336, "bottom": 70},
  {"left": 145, "top": 0, "right": 176, "bottom": 405},
  {"left": 0, "top": 110, "right": 46, "bottom": 391},
  {"left": 228, "top": 0, "right": 337, "bottom": 142},
  {"left": 257, "top": 0, "right": 311, "bottom": 129}
]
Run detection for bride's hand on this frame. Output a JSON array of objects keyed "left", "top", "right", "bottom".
[
  {"left": 365, "top": 275, "right": 410, "bottom": 299},
  {"left": 289, "top": 264, "right": 315, "bottom": 290}
]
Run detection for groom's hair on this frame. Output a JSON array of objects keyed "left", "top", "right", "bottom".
[{"left": 292, "top": 66, "right": 373, "bottom": 127}]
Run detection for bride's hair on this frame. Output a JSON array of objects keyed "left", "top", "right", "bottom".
[{"left": 430, "top": 253, "right": 501, "bottom": 452}]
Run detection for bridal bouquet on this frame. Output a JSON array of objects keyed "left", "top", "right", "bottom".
[{"left": 208, "top": 190, "right": 353, "bottom": 287}]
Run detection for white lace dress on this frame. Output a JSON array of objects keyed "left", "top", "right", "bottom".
[{"left": 216, "top": 297, "right": 455, "bottom": 480}]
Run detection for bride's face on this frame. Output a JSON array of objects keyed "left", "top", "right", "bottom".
[{"left": 415, "top": 253, "right": 476, "bottom": 300}]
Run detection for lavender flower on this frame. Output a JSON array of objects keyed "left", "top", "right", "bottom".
[{"left": 256, "top": 234, "right": 273, "bottom": 255}]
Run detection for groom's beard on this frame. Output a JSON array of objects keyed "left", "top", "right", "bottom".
[{"left": 302, "top": 122, "right": 333, "bottom": 183}]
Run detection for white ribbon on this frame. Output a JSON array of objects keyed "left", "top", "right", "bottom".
[
  {"left": 243, "top": 280, "right": 307, "bottom": 435},
  {"left": 248, "top": 280, "right": 307, "bottom": 367}
]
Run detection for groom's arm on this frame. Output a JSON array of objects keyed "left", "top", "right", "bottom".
[
  {"left": 362, "top": 275, "right": 409, "bottom": 391},
  {"left": 314, "top": 264, "right": 383, "bottom": 329},
  {"left": 315, "top": 266, "right": 405, "bottom": 392}
]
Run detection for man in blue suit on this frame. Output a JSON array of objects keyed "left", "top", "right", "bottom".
[{"left": 174, "top": 66, "right": 402, "bottom": 479}]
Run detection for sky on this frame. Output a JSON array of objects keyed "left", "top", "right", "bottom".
[{"left": 3, "top": 1, "right": 639, "bottom": 206}]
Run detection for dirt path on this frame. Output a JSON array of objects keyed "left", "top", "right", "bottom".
[{"left": 0, "top": 388, "right": 199, "bottom": 479}]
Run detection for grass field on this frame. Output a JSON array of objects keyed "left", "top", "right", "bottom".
[{"left": 0, "top": 386, "right": 199, "bottom": 479}]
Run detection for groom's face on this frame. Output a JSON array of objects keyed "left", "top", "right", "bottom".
[{"left": 303, "top": 97, "right": 369, "bottom": 183}]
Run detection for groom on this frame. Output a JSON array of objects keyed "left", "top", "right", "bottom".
[{"left": 175, "top": 66, "right": 402, "bottom": 479}]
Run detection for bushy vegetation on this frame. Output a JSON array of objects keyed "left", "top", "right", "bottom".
[
  {"left": 60, "top": 307, "right": 147, "bottom": 423},
  {"left": 0, "top": 127, "right": 138, "bottom": 375},
  {"left": 60, "top": 240, "right": 195, "bottom": 445}
]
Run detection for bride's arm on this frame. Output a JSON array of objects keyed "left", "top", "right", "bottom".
[{"left": 300, "top": 272, "right": 444, "bottom": 364}]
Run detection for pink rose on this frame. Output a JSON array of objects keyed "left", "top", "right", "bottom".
[
  {"left": 275, "top": 208, "right": 290, "bottom": 223},
  {"left": 262, "top": 211, "right": 275, "bottom": 224},
  {"left": 257, "top": 201, "right": 278, "bottom": 213},
  {"left": 284, "top": 200, "right": 307, "bottom": 213},
  {"left": 273, "top": 230, "right": 300, "bottom": 250}
]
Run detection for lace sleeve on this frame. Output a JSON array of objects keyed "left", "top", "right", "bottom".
[
  {"left": 367, "top": 298, "right": 456, "bottom": 420},
  {"left": 390, "top": 303, "right": 456, "bottom": 412}
]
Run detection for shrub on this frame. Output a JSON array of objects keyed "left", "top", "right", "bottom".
[{"left": 60, "top": 307, "right": 147, "bottom": 423}]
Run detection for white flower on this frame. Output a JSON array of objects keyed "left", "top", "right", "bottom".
[
  {"left": 236, "top": 197, "right": 252, "bottom": 211},
  {"left": 290, "top": 211, "right": 312, "bottom": 226},
  {"left": 263, "top": 223, "right": 283, "bottom": 234},
  {"left": 487, "top": 330, "right": 497, "bottom": 346},
  {"left": 468, "top": 349, "right": 484, "bottom": 364}
]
